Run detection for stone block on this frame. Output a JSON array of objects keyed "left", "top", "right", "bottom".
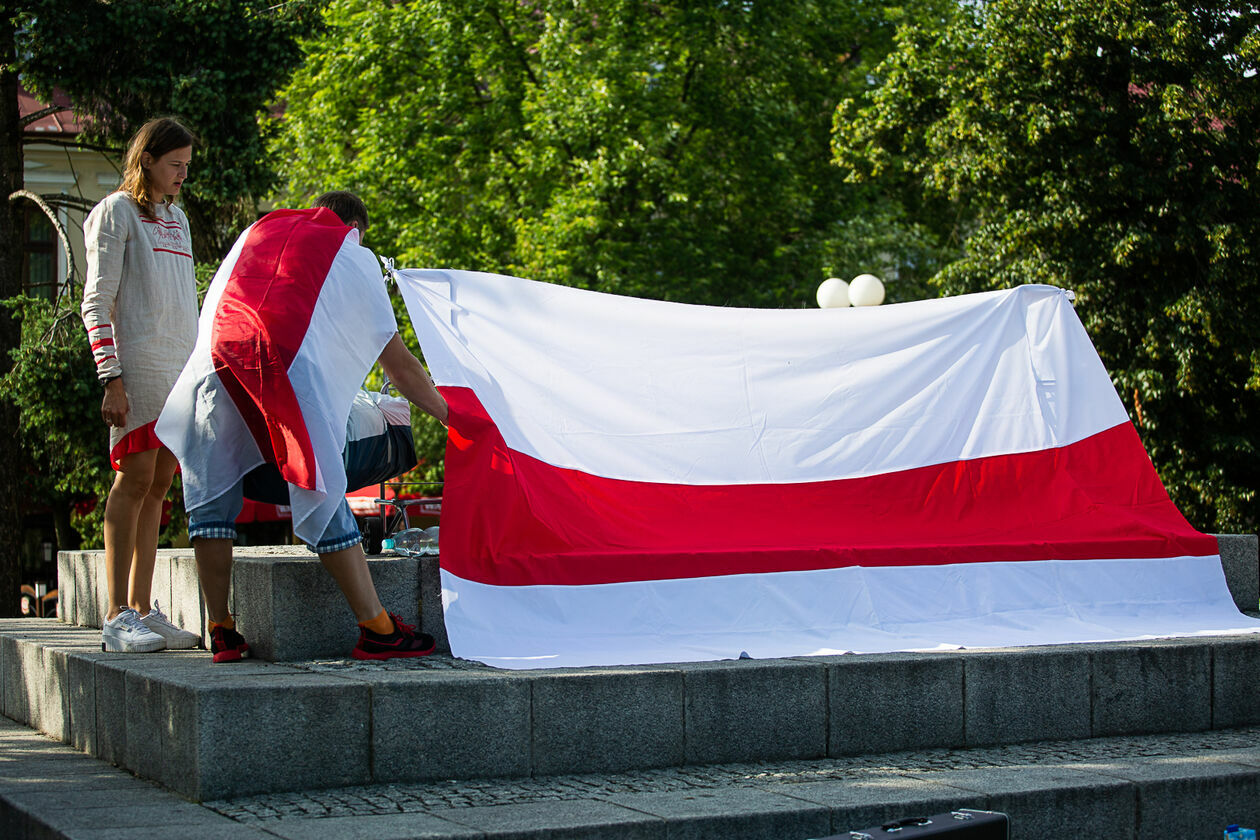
[
  {"left": 1073, "top": 756, "right": 1260, "bottom": 840},
  {"left": 1212, "top": 636, "right": 1260, "bottom": 728},
  {"left": 530, "top": 667, "right": 685, "bottom": 776},
  {"left": 232, "top": 554, "right": 420, "bottom": 661},
  {"left": 92, "top": 657, "right": 130, "bottom": 767},
  {"left": 77, "top": 551, "right": 105, "bottom": 628},
  {"left": 1091, "top": 639, "right": 1211, "bottom": 736},
  {"left": 148, "top": 552, "right": 176, "bottom": 620},
  {"left": 65, "top": 653, "right": 96, "bottom": 755},
  {"left": 55, "top": 552, "right": 76, "bottom": 628},
  {"left": 428, "top": 799, "right": 664, "bottom": 839},
  {"left": 160, "top": 549, "right": 206, "bottom": 639},
  {"left": 918, "top": 766, "right": 1134, "bottom": 840},
  {"left": 0, "top": 634, "right": 73, "bottom": 741},
  {"left": 419, "top": 554, "right": 450, "bottom": 654},
  {"left": 771, "top": 775, "right": 987, "bottom": 836},
  {"left": 0, "top": 634, "right": 23, "bottom": 725},
  {"left": 603, "top": 787, "right": 830, "bottom": 840},
  {"left": 964, "top": 647, "right": 1090, "bottom": 746},
  {"left": 32, "top": 646, "right": 71, "bottom": 743},
  {"left": 825, "top": 653, "right": 964, "bottom": 756},
  {"left": 126, "top": 663, "right": 371, "bottom": 800},
  {"left": 1215, "top": 533, "right": 1259, "bottom": 612},
  {"left": 371, "top": 670, "right": 531, "bottom": 781},
  {"left": 680, "top": 659, "right": 826, "bottom": 765}
]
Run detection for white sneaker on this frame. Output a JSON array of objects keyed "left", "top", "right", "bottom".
[
  {"left": 139, "top": 600, "right": 201, "bottom": 650},
  {"left": 102, "top": 608, "right": 166, "bottom": 653}
]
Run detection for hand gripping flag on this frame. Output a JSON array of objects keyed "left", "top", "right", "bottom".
[
  {"left": 157, "top": 208, "right": 397, "bottom": 546},
  {"left": 395, "top": 270, "right": 1259, "bottom": 669}
]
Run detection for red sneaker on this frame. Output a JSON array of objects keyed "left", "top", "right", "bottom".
[
  {"left": 209, "top": 624, "right": 251, "bottom": 663},
  {"left": 352, "top": 613, "right": 436, "bottom": 660}
]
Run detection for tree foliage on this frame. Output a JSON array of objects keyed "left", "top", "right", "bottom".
[
  {"left": 834, "top": 0, "right": 1260, "bottom": 531},
  {"left": 15, "top": 0, "right": 323, "bottom": 258},
  {"left": 273, "top": 0, "right": 955, "bottom": 308}
]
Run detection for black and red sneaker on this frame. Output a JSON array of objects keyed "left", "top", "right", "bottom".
[
  {"left": 209, "top": 623, "right": 251, "bottom": 663},
  {"left": 352, "top": 613, "right": 436, "bottom": 660}
]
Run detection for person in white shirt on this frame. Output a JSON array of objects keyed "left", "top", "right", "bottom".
[{"left": 81, "top": 117, "right": 202, "bottom": 653}]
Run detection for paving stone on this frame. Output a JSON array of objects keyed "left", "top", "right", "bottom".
[
  {"left": 1091, "top": 639, "right": 1212, "bottom": 737},
  {"left": 825, "top": 652, "right": 964, "bottom": 756},
  {"left": 764, "top": 774, "right": 987, "bottom": 835},
  {"left": 963, "top": 647, "right": 1091, "bottom": 746},
  {"left": 256, "top": 812, "right": 486, "bottom": 839},
  {"left": 371, "top": 670, "right": 531, "bottom": 782},
  {"left": 679, "top": 658, "right": 826, "bottom": 765},
  {"left": 58, "top": 825, "right": 282, "bottom": 840},
  {"left": 530, "top": 667, "right": 685, "bottom": 775},
  {"left": 429, "top": 798, "right": 664, "bottom": 839},
  {"left": 602, "top": 787, "right": 830, "bottom": 840}
]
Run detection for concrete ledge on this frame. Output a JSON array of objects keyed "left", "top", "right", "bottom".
[
  {"left": 1217, "top": 533, "right": 1259, "bottom": 612},
  {"left": 56, "top": 548, "right": 446, "bottom": 661},
  {"left": 5, "top": 618, "right": 1260, "bottom": 801}
]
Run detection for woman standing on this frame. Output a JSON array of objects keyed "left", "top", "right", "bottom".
[{"left": 82, "top": 117, "right": 202, "bottom": 652}]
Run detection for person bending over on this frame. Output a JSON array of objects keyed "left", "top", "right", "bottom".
[{"left": 157, "top": 191, "right": 448, "bottom": 662}]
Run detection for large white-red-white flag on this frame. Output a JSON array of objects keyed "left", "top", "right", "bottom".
[
  {"left": 398, "top": 270, "right": 1258, "bottom": 669},
  {"left": 157, "top": 209, "right": 397, "bottom": 546}
]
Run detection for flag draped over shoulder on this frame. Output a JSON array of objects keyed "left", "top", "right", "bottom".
[
  {"left": 157, "top": 208, "right": 397, "bottom": 546},
  {"left": 393, "top": 269, "right": 1260, "bottom": 669}
]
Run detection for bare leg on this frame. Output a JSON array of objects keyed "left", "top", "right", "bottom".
[
  {"left": 102, "top": 449, "right": 159, "bottom": 622},
  {"left": 129, "top": 448, "right": 179, "bottom": 615},
  {"left": 193, "top": 538, "right": 235, "bottom": 625},
  {"left": 318, "top": 544, "right": 384, "bottom": 623}
]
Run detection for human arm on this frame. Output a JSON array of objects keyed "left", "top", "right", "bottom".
[
  {"left": 81, "top": 196, "right": 130, "bottom": 426},
  {"left": 377, "top": 333, "right": 448, "bottom": 425}
]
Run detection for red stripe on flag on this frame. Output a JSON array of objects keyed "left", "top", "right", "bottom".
[
  {"left": 210, "top": 208, "right": 348, "bottom": 490},
  {"left": 438, "top": 386, "right": 1217, "bottom": 587}
]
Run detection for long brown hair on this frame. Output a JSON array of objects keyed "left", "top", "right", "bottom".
[{"left": 119, "top": 117, "right": 194, "bottom": 219}]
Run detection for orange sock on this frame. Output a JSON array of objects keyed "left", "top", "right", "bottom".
[
  {"left": 361, "top": 609, "right": 394, "bottom": 635},
  {"left": 210, "top": 615, "right": 236, "bottom": 631}
]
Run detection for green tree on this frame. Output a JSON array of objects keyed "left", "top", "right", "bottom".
[
  {"left": 834, "top": 0, "right": 1260, "bottom": 532},
  {"left": 274, "top": 0, "right": 955, "bottom": 308},
  {"left": 0, "top": 1, "right": 323, "bottom": 608}
]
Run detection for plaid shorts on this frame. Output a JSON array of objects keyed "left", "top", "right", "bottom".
[{"left": 188, "top": 481, "right": 362, "bottom": 554}]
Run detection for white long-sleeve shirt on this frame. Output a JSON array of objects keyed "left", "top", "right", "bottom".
[{"left": 81, "top": 192, "right": 198, "bottom": 450}]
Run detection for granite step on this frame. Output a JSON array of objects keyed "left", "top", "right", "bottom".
[
  {"left": 3, "top": 616, "right": 1260, "bottom": 804},
  {"left": 3, "top": 710, "right": 1259, "bottom": 839}
]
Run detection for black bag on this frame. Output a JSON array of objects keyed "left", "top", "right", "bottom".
[
  {"left": 821, "top": 809, "right": 1009, "bottom": 840},
  {"left": 242, "top": 389, "right": 418, "bottom": 505}
]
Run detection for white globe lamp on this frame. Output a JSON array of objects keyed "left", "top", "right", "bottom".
[
  {"left": 849, "top": 273, "right": 885, "bottom": 307},
  {"left": 816, "top": 277, "right": 850, "bottom": 308}
]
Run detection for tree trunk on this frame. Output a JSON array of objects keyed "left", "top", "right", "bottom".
[
  {"left": 0, "top": 14, "right": 30, "bottom": 617},
  {"left": 51, "top": 499, "right": 81, "bottom": 553}
]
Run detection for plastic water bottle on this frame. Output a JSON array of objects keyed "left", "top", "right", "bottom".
[
  {"left": 1224, "top": 825, "right": 1256, "bottom": 840},
  {"left": 381, "top": 526, "right": 439, "bottom": 557}
]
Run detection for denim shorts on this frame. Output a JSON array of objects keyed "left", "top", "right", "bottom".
[{"left": 187, "top": 480, "right": 362, "bottom": 554}]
